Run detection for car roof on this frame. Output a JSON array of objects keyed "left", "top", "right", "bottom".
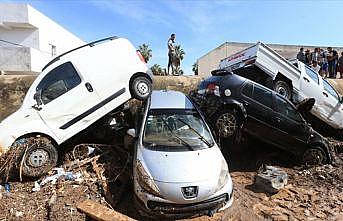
[{"left": 150, "top": 90, "right": 194, "bottom": 109}]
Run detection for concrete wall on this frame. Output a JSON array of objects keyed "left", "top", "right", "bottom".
[
  {"left": 198, "top": 42, "right": 343, "bottom": 77},
  {"left": 0, "top": 3, "right": 85, "bottom": 74}
]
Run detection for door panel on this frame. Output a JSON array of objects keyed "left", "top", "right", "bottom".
[
  {"left": 273, "top": 95, "right": 308, "bottom": 153},
  {"left": 321, "top": 80, "right": 343, "bottom": 128},
  {"left": 36, "top": 62, "right": 101, "bottom": 140},
  {"left": 299, "top": 65, "right": 325, "bottom": 116}
]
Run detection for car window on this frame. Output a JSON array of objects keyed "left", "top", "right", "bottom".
[
  {"left": 275, "top": 95, "right": 302, "bottom": 122},
  {"left": 36, "top": 62, "right": 81, "bottom": 104},
  {"left": 252, "top": 84, "right": 272, "bottom": 108},
  {"left": 305, "top": 66, "right": 319, "bottom": 84},
  {"left": 143, "top": 109, "right": 214, "bottom": 151},
  {"left": 241, "top": 82, "right": 253, "bottom": 97},
  {"left": 323, "top": 80, "right": 339, "bottom": 101}
]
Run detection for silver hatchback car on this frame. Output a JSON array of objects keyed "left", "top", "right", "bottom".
[{"left": 128, "top": 90, "right": 233, "bottom": 219}]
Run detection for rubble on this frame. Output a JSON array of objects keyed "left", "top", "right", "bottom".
[
  {"left": 254, "top": 165, "right": 288, "bottom": 194},
  {"left": 77, "top": 200, "right": 135, "bottom": 221}
]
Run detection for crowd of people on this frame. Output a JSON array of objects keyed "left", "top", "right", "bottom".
[{"left": 297, "top": 47, "right": 343, "bottom": 78}]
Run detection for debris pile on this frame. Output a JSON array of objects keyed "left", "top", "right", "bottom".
[{"left": 0, "top": 143, "right": 131, "bottom": 220}]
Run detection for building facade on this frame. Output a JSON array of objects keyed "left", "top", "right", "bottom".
[
  {"left": 0, "top": 3, "right": 85, "bottom": 75},
  {"left": 197, "top": 42, "right": 343, "bottom": 76}
]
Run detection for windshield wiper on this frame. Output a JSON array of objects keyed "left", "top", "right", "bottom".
[
  {"left": 176, "top": 118, "right": 212, "bottom": 148},
  {"left": 160, "top": 118, "right": 195, "bottom": 151}
]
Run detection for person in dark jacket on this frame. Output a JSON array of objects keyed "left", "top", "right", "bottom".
[{"left": 297, "top": 47, "right": 305, "bottom": 63}]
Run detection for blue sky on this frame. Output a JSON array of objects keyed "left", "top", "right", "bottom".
[{"left": 5, "top": 0, "right": 343, "bottom": 74}]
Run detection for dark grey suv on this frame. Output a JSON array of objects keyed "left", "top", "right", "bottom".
[{"left": 190, "top": 70, "right": 331, "bottom": 165}]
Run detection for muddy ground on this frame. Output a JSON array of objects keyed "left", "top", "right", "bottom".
[{"left": 0, "top": 75, "right": 342, "bottom": 221}]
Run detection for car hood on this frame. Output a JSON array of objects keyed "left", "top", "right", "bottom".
[{"left": 138, "top": 146, "right": 224, "bottom": 183}]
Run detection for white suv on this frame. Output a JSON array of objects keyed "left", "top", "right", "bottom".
[{"left": 0, "top": 36, "right": 153, "bottom": 177}]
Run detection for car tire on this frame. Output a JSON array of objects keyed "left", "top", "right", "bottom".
[
  {"left": 130, "top": 76, "right": 152, "bottom": 100},
  {"left": 302, "top": 146, "right": 327, "bottom": 166},
  {"left": 213, "top": 109, "right": 241, "bottom": 140},
  {"left": 21, "top": 137, "right": 58, "bottom": 178},
  {"left": 274, "top": 80, "right": 292, "bottom": 100}
]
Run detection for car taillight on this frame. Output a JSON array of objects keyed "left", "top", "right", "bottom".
[
  {"left": 136, "top": 50, "right": 146, "bottom": 63},
  {"left": 206, "top": 83, "right": 220, "bottom": 96}
]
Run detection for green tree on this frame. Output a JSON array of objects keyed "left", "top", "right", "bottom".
[
  {"left": 192, "top": 62, "right": 198, "bottom": 75},
  {"left": 138, "top": 43, "right": 152, "bottom": 63},
  {"left": 150, "top": 64, "right": 164, "bottom": 76},
  {"left": 174, "top": 45, "right": 185, "bottom": 61}
]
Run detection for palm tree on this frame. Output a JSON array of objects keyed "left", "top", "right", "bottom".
[
  {"left": 150, "top": 64, "right": 164, "bottom": 75},
  {"left": 192, "top": 62, "right": 198, "bottom": 75},
  {"left": 174, "top": 45, "right": 185, "bottom": 61},
  {"left": 138, "top": 44, "right": 152, "bottom": 63}
]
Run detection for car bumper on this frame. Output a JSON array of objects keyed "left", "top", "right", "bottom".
[{"left": 134, "top": 177, "right": 233, "bottom": 218}]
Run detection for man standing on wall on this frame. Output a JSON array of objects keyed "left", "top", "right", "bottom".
[
  {"left": 297, "top": 47, "right": 305, "bottom": 63},
  {"left": 167, "top": 34, "right": 176, "bottom": 75}
]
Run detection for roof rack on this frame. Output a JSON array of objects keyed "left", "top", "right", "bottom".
[
  {"left": 211, "top": 69, "right": 232, "bottom": 76},
  {"left": 42, "top": 36, "right": 118, "bottom": 71}
]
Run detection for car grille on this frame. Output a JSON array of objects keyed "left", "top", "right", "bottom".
[{"left": 147, "top": 193, "right": 230, "bottom": 214}]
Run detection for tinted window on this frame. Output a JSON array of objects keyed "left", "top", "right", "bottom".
[
  {"left": 36, "top": 62, "right": 81, "bottom": 104},
  {"left": 242, "top": 82, "right": 253, "bottom": 97},
  {"left": 253, "top": 85, "right": 272, "bottom": 108},
  {"left": 323, "top": 80, "right": 339, "bottom": 100},
  {"left": 305, "top": 66, "right": 319, "bottom": 84},
  {"left": 275, "top": 95, "right": 302, "bottom": 122}
]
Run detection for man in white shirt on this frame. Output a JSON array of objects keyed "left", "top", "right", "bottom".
[
  {"left": 311, "top": 61, "right": 321, "bottom": 74},
  {"left": 167, "top": 34, "right": 176, "bottom": 75}
]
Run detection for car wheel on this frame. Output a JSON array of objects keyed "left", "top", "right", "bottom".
[
  {"left": 131, "top": 76, "right": 152, "bottom": 100},
  {"left": 22, "top": 137, "right": 58, "bottom": 177},
  {"left": 274, "top": 80, "right": 292, "bottom": 100},
  {"left": 302, "top": 147, "right": 327, "bottom": 166},
  {"left": 214, "top": 110, "right": 241, "bottom": 139}
]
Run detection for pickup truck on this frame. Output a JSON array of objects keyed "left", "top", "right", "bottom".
[{"left": 218, "top": 42, "right": 343, "bottom": 136}]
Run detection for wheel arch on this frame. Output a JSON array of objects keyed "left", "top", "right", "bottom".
[
  {"left": 221, "top": 100, "right": 247, "bottom": 121},
  {"left": 129, "top": 72, "right": 153, "bottom": 87},
  {"left": 14, "top": 132, "right": 59, "bottom": 148},
  {"left": 274, "top": 73, "right": 293, "bottom": 91},
  {"left": 307, "top": 142, "right": 332, "bottom": 164}
]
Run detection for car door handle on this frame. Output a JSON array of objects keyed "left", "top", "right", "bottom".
[
  {"left": 85, "top": 82, "right": 94, "bottom": 92},
  {"left": 274, "top": 117, "right": 281, "bottom": 123},
  {"left": 322, "top": 91, "right": 328, "bottom": 97},
  {"left": 303, "top": 77, "right": 310, "bottom": 83},
  {"left": 243, "top": 101, "right": 249, "bottom": 107}
]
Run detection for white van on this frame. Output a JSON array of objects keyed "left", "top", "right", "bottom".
[{"left": 0, "top": 36, "right": 153, "bottom": 177}]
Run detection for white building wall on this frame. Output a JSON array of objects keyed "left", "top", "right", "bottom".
[{"left": 0, "top": 3, "right": 85, "bottom": 74}]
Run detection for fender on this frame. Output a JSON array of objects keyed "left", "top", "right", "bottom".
[
  {"left": 0, "top": 110, "right": 59, "bottom": 155},
  {"left": 221, "top": 98, "right": 247, "bottom": 119}
]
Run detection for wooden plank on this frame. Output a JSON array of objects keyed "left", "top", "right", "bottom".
[{"left": 77, "top": 199, "right": 135, "bottom": 221}]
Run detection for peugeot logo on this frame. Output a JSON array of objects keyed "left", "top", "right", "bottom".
[{"left": 181, "top": 186, "right": 198, "bottom": 199}]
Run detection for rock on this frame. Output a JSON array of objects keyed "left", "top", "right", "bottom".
[{"left": 255, "top": 166, "right": 288, "bottom": 194}]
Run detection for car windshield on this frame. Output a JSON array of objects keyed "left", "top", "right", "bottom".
[{"left": 143, "top": 109, "right": 214, "bottom": 151}]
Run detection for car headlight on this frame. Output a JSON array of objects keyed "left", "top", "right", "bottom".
[
  {"left": 215, "top": 159, "right": 229, "bottom": 192},
  {"left": 136, "top": 160, "right": 163, "bottom": 198}
]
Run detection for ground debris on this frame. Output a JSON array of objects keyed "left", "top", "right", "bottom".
[
  {"left": 254, "top": 165, "right": 288, "bottom": 194},
  {"left": 77, "top": 199, "right": 135, "bottom": 221},
  {"left": 0, "top": 142, "right": 131, "bottom": 221}
]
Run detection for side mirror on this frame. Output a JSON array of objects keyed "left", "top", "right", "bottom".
[
  {"left": 127, "top": 128, "right": 137, "bottom": 138},
  {"left": 33, "top": 90, "right": 42, "bottom": 106}
]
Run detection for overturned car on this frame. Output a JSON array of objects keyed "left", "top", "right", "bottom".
[{"left": 190, "top": 69, "right": 332, "bottom": 165}]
